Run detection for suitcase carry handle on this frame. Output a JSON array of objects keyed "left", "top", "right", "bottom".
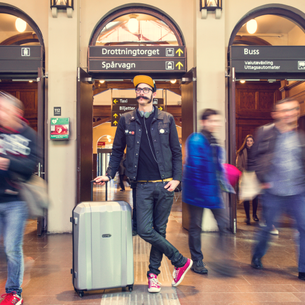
[{"left": 91, "top": 180, "right": 108, "bottom": 201}]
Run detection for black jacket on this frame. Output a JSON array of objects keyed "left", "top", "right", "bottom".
[
  {"left": 0, "top": 121, "right": 38, "bottom": 202},
  {"left": 249, "top": 123, "right": 305, "bottom": 183},
  {"left": 106, "top": 106, "right": 182, "bottom": 181}
]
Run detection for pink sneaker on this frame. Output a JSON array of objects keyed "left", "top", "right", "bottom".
[
  {"left": 172, "top": 258, "right": 193, "bottom": 287},
  {"left": 148, "top": 273, "right": 161, "bottom": 293},
  {"left": 0, "top": 292, "right": 23, "bottom": 305}
]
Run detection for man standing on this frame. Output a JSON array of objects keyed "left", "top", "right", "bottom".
[
  {"left": 94, "top": 75, "right": 192, "bottom": 293},
  {"left": 250, "top": 97, "right": 305, "bottom": 281},
  {"left": 0, "top": 91, "right": 38, "bottom": 305},
  {"left": 183, "top": 109, "right": 234, "bottom": 275}
]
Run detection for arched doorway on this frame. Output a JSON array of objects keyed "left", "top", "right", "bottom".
[
  {"left": 77, "top": 4, "right": 195, "bottom": 205},
  {"left": 0, "top": 3, "right": 46, "bottom": 235},
  {"left": 89, "top": 4, "right": 185, "bottom": 47},
  {"left": 227, "top": 4, "right": 305, "bottom": 232}
]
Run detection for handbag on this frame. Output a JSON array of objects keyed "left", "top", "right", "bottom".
[
  {"left": 18, "top": 174, "right": 50, "bottom": 218},
  {"left": 239, "top": 170, "right": 262, "bottom": 201},
  {"left": 223, "top": 164, "right": 241, "bottom": 187}
]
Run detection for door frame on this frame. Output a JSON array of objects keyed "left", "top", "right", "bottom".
[
  {"left": 76, "top": 68, "right": 94, "bottom": 203},
  {"left": 227, "top": 66, "right": 305, "bottom": 233},
  {"left": 181, "top": 67, "right": 197, "bottom": 231},
  {"left": 227, "top": 67, "right": 237, "bottom": 233}
]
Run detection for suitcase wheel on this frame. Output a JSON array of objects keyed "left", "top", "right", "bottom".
[
  {"left": 75, "top": 289, "right": 84, "bottom": 297},
  {"left": 128, "top": 285, "right": 133, "bottom": 292}
]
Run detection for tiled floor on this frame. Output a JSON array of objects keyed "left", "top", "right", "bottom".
[{"left": 0, "top": 181, "right": 304, "bottom": 304}]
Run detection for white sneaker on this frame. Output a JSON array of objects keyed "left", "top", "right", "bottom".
[{"left": 270, "top": 226, "right": 279, "bottom": 235}]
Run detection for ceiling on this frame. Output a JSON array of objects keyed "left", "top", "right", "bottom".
[
  {"left": 237, "top": 15, "right": 299, "bottom": 35},
  {"left": 0, "top": 13, "right": 302, "bottom": 41},
  {"left": 0, "top": 14, "right": 33, "bottom": 32}
]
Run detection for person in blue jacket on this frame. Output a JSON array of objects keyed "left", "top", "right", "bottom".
[{"left": 183, "top": 108, "right": 234, "bottom": 275}]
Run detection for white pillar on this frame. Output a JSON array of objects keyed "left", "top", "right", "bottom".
[
  {"left": 196, "top": 8, "right": 226, "bottom": 231},
  {"left": 47, "top": 2, "right": 79, "bottom": 233}
]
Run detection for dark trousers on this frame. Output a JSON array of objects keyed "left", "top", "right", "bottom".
[
  {"left": 188, "top": 204, "right": 228, "bottom": 262},
  {"left": 119, "top": 174, "right": 125, "bottom": 190},
  {"left": 132, "top": 186, "right": 137, "bottom": 231},
  {"left": 253, "top": 191, "right": 305, "bottom": 272},
  {"left": 136, "top": 182, "right": 187, "bottom": 276},
  {"left": 244, "top": 196, "right": 258, "bottom": 219}
]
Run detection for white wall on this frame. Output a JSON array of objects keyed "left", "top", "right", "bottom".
[
  {"left": 196, "top": 9, "right": 226, "bottom": 145},
  {"left": 47, "top": 1, "right": 80, "bottom": 233}
]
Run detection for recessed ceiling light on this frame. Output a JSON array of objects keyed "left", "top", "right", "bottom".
[
  {"left": 127, "top": 16, "right": 138, "bottom": 33},
  {"left": 15, "top": 18, "right": 27, "bottom": 33},
  {"left": 246, "top": 19, "right": 257, "bottom": 34}
]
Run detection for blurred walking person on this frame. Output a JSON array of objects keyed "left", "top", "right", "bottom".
[
  {"left": 236, "top": 135, "right": 259, "bottom": 225},
  {"left": 250, "top": 97, "right": 305, "bottom": 281},
  {"left": 183, "top": 109, "right": 235, "bottom": 275},
  {"left": 0, "top": 92, "right": 38, "bottom": 304}
]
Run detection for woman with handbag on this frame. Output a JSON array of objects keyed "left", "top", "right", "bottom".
[{"left": 236, "top": 135, "right": 259, "bottom": 225}]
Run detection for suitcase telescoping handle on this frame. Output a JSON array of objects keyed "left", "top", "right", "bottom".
[{"left": 91, "top": 180, "right": 108, "bottom": 201}]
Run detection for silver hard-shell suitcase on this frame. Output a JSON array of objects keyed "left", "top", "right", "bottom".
[{"left": 71, "top": 183, "right": 134, "bottom": 297}]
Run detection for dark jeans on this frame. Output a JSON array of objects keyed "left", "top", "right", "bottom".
[
  {"left": 132, "top": 186, "right": 137, "bottom": 231},
  {"left": 244, "top": 196, "right": 259, "bottom": 219},
  {"left": 119, "top": 174, "right": 125, "bottom": 190},
  {"left": 136, "top": 182, "right": 187, "bottom": 276},
  {"left": 253, "top": 191, "right": 305, "bottom": 272},
  {"left": 188, "top": 204, "right": 228, "bottom": 262}
]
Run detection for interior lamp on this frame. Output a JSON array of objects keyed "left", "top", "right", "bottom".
[
  {"left": 127, "top": 16, "right": 139, "bottom": 34},
  {"left": 246, "top": 19, "right": 257, "bottom": 34},
  {"left": 15, "top": 18, "right": 27, "bottom": 33},
  {"left": 200, "top": 0, "right": 222, "bottom": 19},
  {"left": 50, "top": 0, "right": 74, "bottom": 18}
]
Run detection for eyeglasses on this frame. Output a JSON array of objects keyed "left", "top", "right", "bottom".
[{"left": 135, "top": 88, "right": 152, "bottom": 94}]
